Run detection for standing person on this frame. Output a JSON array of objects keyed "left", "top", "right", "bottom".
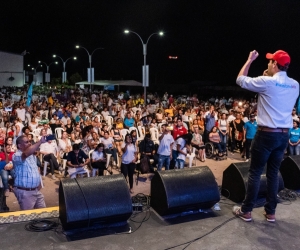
[
  {"left": 172, "top": 118, "right": 187, "bottom": 140},
  {"left": 218, "top": 113, "right": 229, "bottom": 145},
  {"left": 288, "top": 120, "right": 300, "bottom": 155},
  {"left": 157, "top": 125, "right": 174, "bottom": 171},
  {"left": 121, "top": 134, "right": 137, "bottom": 194},
  {"left": 12, "top": 135, "right": 47, "bottom": 210},
  {"left": 229, "top": 113, "right": 245, "bottom": 157},
  {"left": 243, "top": 114, "right": 258, "bottom": 162},
  {"left": 233, "top": 50, "right": 299, "bottom": 222},
  {"left": 204, "top": 105, "right": 217, "bottom": 143}
]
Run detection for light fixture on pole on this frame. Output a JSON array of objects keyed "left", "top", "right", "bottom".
[
  {"left": 29, "top": 64, "right": 42, "bottom": 82},
  {"left": 124, "top": 29, "right": 163, "bottom": 104},
  {"left": 38, "top": 61, "right": 58, "bottom": 88},
  {"left": 53, "top": 55, "right": 77, "bottom": 83},
  {"left": 75, "top": 45, "right": 103, "bottom": 92}
]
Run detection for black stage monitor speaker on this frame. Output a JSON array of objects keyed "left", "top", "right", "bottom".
[
  {"left": 280, "top": 156, "right": 300, "bottom": 190},
  {"left": 151, "top": 166, "right": 220, "bottom": 216},
  {"left": 222, "top": 162, "right": 284, "bottom": 203},
  {"left": 59, "top": 175, "right": 132, "bottom": 230}
]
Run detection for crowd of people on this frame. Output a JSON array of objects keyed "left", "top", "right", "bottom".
[{"left": 0, "top": 86, "right": 298, "bottom": 209}]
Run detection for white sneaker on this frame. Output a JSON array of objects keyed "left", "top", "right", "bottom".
[
  {"left": 51, "top": 175, "right": 57, "bottom": 180},
  {"left": 245, "top": 159, "right": 249, "bottom": 162}
]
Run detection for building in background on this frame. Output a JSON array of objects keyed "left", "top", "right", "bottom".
[{"left": 0, "top": 50, "right": 24, "bottom": 87}]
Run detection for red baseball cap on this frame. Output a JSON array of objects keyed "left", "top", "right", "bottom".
[{"left": 266, "top": 50, "right": 290, "bottom": 66}]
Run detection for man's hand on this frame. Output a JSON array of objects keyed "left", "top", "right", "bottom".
[
  {"left": 263, "top": 69, "right": 270, "bottom": 76},
  {"left": 248, "top": 50, "right": 259, "bottom": 61},
  {"left": 40, "top": 136, "right": 47, "bottom": 144}
]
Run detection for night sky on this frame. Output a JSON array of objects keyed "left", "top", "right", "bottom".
[{"left": 1, "top": 0, "right": 300, "bottom": 87}]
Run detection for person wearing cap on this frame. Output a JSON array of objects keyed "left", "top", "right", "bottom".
[
  {"left": 243, "top": 114, "right": 258, "bottom": 162},
  {"left": 233, "top": 50, "right": 299, "bottom": 223}
]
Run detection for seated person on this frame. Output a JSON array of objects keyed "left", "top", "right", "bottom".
[
  {"left": 39, "top": 136, "right": 60, "bottom": 180},
  {"left": 191, "top": 126, "right": 206, "bottom": 162},
  {"left": 66, "top": 143, "right": 90, "bottom": 178},
  {"left": 91, "top": 143, "right": 108, "bottom": 176},
  {"left": 138, "top": 133, "right": 158, "bottom": 172},
  {"left": 209, "top": 126, "right": 227, "bottom": 157}
]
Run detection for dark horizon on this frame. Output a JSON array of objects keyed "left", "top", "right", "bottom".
[{"left": 1, "top": 0, "right": 300, "bottom": 86}]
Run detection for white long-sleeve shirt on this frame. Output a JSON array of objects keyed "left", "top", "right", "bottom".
[{"left": 237, "top": 72, "right": 299, "bottom": 128}]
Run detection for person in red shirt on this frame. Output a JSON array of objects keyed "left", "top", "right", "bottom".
[
  {"left": 0, "top": 144, "right": 15, "bottom": 197},
  {"left": 172, "top": 118, "right": 188, "bottom": 139}
]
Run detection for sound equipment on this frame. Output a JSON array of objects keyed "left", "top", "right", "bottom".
[
  {"left": 151, "top": 167, "right": 220, "bottom": 216},
  {"left": 222, "top": 162, "right": 284, "bottom": 203},
  {"left": 0, "top": 188, "right": 9, "bottom": 212},
  {"left": 280, "top": 156, "right": 300, "bottom": 190},
  {"left": 59, "top": 175, "right": 132, "bottom": 230}
]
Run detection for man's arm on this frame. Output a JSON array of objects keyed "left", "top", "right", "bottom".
[
  {"left": 22, "top": 137, "right": 46, "bottom": 161},
  {"left": 237, "top": 50, "right": 259, "bottom": 77}
]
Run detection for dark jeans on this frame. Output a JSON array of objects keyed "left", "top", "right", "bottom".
[
  {"left": 212, "top": 142, "right": 226, "bottom": 154},
  {"left": 91, "top": 161, "right": 106, "bottom": 176},
  {"left": 241, "top": 131, "right": 289, "bottom": 215},
  {"left": 244, "top": 138, "right": 253, "bottom": 159},
  {"left": 170, "top": 150, "right": 178, "bottom": 169},
  {"left": 121, "top": 163, "right": 136, "bottom": 189},
  {"left": 231, "top": 136, "right": 243, "bottom": 153},
  {"left": 105, "top": 148, "right": 118, "bottom": 163},
  {"left": 43, "top": 153, "right": 59, "bottom": 175}
]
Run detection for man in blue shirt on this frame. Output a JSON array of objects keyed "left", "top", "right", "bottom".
[
  {"left": 243, "top": 114, "right": 258, "bottom": 162},
  {"left": 123, "top": 113, "right": 135, "bottom": 129}
]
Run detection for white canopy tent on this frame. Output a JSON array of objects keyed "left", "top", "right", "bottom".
[{"left": 75, "top": 80, "right": 142, "bottom": 90}]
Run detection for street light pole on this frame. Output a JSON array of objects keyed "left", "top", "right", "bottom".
[
  {"left": 53, "top": 55, "right": 77, "bottom": 83},
  {"left": 38, "top": 61, "right": 58, "bottom": 88},
  {"left": 124, "top": 30, "right": 163, "bottom": 104},
  {"left": 29, "top": 64, "right": 42, "bottom": 82},
  {"left": 75, "top": 45, "right": 103, "bottom": 92}
]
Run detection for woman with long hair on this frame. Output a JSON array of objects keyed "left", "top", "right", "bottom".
[
  {"left": 121, "top": 134, "right": 137, "bottom": 193},
  {"left": 81, "top": 125, "right": 94, "bottom": 154},
  {"left": 91, "top": 143, "right": 107, "bottom": 176},
  {"left": 110, "top": 124, "right": 123, "bottom": 155}
]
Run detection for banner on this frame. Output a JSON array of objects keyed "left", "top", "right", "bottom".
[{"left": 26, "top": 81, "right": 34, "bottom": 107}]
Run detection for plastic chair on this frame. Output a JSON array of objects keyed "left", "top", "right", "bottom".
[
  {"left": 186, "top": 147, "right": 197, "bottom": 168},
  {"left": 88, "top": 150, "right": 98, "bottom": 177},
  {"left": 120, "top": 129, "right": 130, "bottom": 142},
  {"left": 55, "top": 127, "right": 64, "bottom": 140},
  {"left": 137, "top": 126, "right": 145, "bottom": 140},
  {"left": 105, "top": 115, "right": 114, "bottom": 126},
  {"left": 149, "top": 127, "right": 160, "bottom": 145}
]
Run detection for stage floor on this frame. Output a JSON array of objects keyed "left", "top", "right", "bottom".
[
  {"left": 1, "top": 197, "right": 300, "bottom": 250},
  {"left": 1, "top": 153, "right": 300, "bottom": 249}
]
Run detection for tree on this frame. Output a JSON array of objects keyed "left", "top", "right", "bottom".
[{"left": 69, "top": 73, "right": 82, "bottom": 85}]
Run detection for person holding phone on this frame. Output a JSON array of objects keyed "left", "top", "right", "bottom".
[
  {"left": 121, "top": 134, "right": 137, "bottom": 193},
  {"left": 91, "top": 143, "right": 107, "bottom": 176},
  {"left": 12, "top": 135, "right": 47, "bottom": 210},
  {"left": 157, "top": 124, "right": 174, "bottom": 171}
]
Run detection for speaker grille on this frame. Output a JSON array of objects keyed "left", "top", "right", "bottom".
[
  {"left": 222, "top": 162, "right": 284, "bottom": 203},
  {"left": 280, "top": 156, "right": 300, "bottom": 190},
  {"left": 151, "top": 167, "right": 220, "bottom": 215},
  {"left": 59, "top": 175, "right": 132, "bottom": 230}
]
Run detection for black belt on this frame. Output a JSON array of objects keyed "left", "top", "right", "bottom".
[
  {"left": 258, "top": 126, "right": 289, "bottom": 133},
  {"left": 14, "top": 186, "right": 40, "bottom": 191}
]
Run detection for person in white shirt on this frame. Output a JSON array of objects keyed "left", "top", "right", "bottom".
[
  {"left": 39, "top": 137, "right": 60, "bottom": 179},
  {"left": 157, "top": 124, "right": 174, "bottom": 171},
  {"left": 60, "top": 113, "right": 71, "bottom": 126},
  {"left": 233, "top": 49, "right": 299, "bottom": 223},
  {"left": 101, "top": 107, "right": 110, "bottom": 119},
  {"left": 91, "top": 143, "right": 107, "bottom": 176},
  {"left": 16, "top": 104, "right": 26, "bottom": 123},
  {"left": 121, "top": 134, "right": 137, "bottom": 193}
]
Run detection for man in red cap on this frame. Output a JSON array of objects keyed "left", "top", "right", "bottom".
[{"left": 233, "top": 50, "right": 299, "bottom": 222}]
